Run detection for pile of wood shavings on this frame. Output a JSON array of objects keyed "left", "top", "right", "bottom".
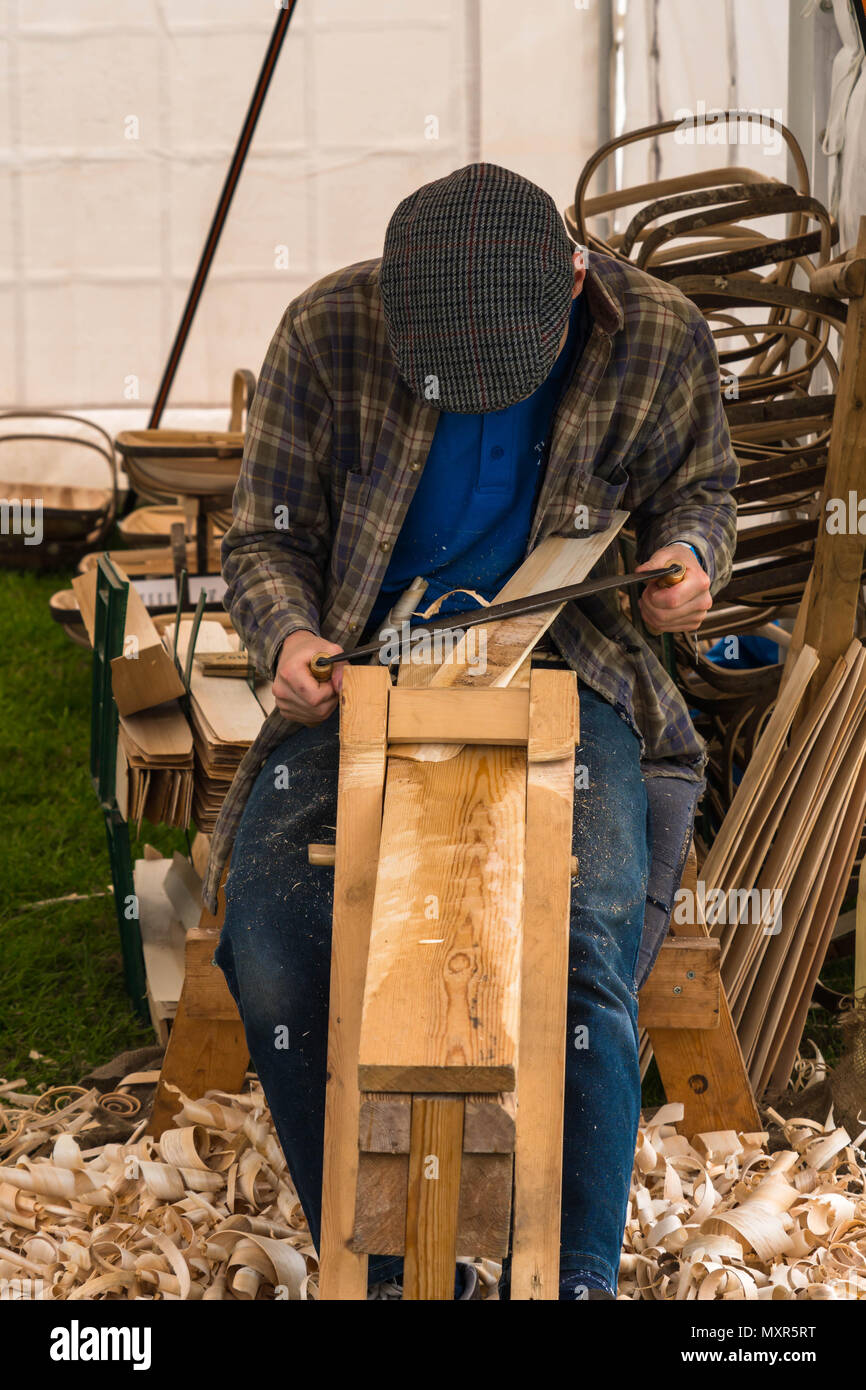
[
  {"left": 0, "top": 1082, "right": 319, "bottom": 1299},
  {"left": 620, "top": 1102, "right": 866, "bottom": 1300},
  {"left": 4, "top": 1078, "right": 866, "bottom": 1300}
]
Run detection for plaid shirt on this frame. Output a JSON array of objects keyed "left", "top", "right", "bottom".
[{"left": 202, "top": 250, "right": 738, "bottom": 911}]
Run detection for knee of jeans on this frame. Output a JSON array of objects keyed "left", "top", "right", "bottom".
[
  {"left": 216, "top": 938, "right": 298, "bottom": 1040},
  {"left": 213, "top": 932, "right": 241, "bottom": 1010}
]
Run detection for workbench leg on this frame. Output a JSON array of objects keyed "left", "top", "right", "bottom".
[
  {"left": 647, "top": 845, "right": 760, "bottom": 1134},
  {"left": 403, "top": 1096, "right": 465, "bottom": 1300},
  {"left": 148, "top": 872, "right": 248, "bottom": 1140},
  {"left": 319, "top": 666, "right": 391, "bottom": 1301},
  {"left": 511, "top": 670, "right": 577, "bottom": 1300}
]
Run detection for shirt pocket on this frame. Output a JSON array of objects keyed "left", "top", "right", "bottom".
[
  {"left": 335, "top": 468, "right": 373, "bottom": 536},
  {"left": 546, "top": 462, "right": 629, "bottom": 539}
]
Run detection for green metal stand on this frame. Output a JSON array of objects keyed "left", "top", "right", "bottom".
[{"left": 89, "top": 554, "right": 148, "bottom": 1019}]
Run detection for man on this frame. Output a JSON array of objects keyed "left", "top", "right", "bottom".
[{"left": 206, "top": 163, "right": 737, "bottom": 1299}]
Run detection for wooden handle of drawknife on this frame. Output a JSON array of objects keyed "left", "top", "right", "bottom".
[
  {"left": 310, "top": 652, "right": 336, "bottom": 682},
  {"left": 655, "top": 561, "right": 687, "bottom": 588}
]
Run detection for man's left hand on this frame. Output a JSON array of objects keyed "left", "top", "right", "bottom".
[{"left": 636, "top": 545, "right": 712, "bottom": 634}]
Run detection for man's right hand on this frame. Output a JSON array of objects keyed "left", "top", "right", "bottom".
[{"left": 272, "top": 630, "right": 344, "bottom": 723}]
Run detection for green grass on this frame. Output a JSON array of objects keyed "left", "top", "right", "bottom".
[{"left": 0, "top": 567, "right": 184, "bottom": 1091}]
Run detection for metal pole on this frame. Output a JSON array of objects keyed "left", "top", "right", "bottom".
[{"left": 148, "top": 1, "right": 299, "bottom": 428}]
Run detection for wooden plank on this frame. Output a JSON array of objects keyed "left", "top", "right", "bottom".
[
  {"left": 357, "top": 745, "right": 526, "bottom": 1093},
  {"left": 358, "top": 1092, "right": 516, "bottom": 1154},
  {"left": 184, "top": 927, "right": 243, "bottom": 1022},
  {"left": 721, "top": 654, "right": 866, "bottom": 1007},
  {"left": 308, "top": 842, "right": 336, "bottom": 866},
  {"left": 100, "top": 564, "right": 186, "bottom": 716},
  {"left": 359, "top": 1093, "right": 411, "bottom": 1153},
  {"left": 746, "top": 753, "right": 864, "bottom": 1084},
  {"left": 319, "top": 665, "right": 391, "bottom": 1302},
  {"left": 352, "top": 1153, "right": 407, "bottom": 1255},
  {"left": 403, "top": 1096, "right": 464, "bottom": 1300},
  {"left": 352, "top": 1149, "right": 512, "bottom": 1259},
  {"left": 172, "top": 621, "right": 264, "bottom": 745},
  {"left": 455, "top": 1154, "right": 512, "bottom": 1258},
  {"left": 798, "top": 218, "right": 866, "bottom": 685},
  {"left": 147, "top": 992, "right": 248, "bottom": 1140},
  {"left": 119, "top": 703, "right": 193, "bottom": 762},
  {"left": 719, "top": 643, "right": 852, "bottom": 906},
  {"left": 637, "top": 939, "right": 720, "bottom": 1030},
  {"left": 162, "top": 850, "right": 205, "bottom": 931},
  {"left": 148, "top": 871, "right": 248, "bottom": 1142},
  {"left": 393, "top": 520, "right": 625, "bottom": 763},
  {"left": 767, "top": 751, "right": 866, "bottom": 1091},
  {"left": 387, "top": 686, "right": 531, "bottom": 746},
  {"left": 700, "top": 645, "right": 819, "bottom": 890},
  {"left": 856, "top": 853, "right": 866, "bottom": 1003},
  {"left": 463, "top": 1093, "right": 517, "bottom": 1152},
  {"left": 134, "top": 857, "right": 185, "bottom": 1011},
  {"left": 511, "top": 669, "right": 576, "bottom": 1301}
]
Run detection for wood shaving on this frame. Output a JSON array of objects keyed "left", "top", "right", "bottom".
[
  {"left": 620, "top": 1103, "right": 866, "bottom": 1300},
  {"left": 3, "top": 1081, "right": 865, "bottom": 1299},
  {"left": 0, "top": 1080, "right": 317, "bottom": 1300}
]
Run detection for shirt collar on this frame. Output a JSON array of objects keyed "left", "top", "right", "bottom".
[{"left": 583, "top": 252, "right": 624, "bottom": 336}]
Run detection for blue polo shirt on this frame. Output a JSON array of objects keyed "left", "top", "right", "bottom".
[{"left": 366, "top": 289, "right": 592, "bottom": 633}]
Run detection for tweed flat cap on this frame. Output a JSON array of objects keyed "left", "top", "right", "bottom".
[{"left": 379, "top": 163, "right": 575, "bottom": 414}]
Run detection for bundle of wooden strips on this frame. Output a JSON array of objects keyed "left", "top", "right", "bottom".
[
  {"left": 621, "top": 1102, "right": 866, "bottom": 1300},
  {"left": 165, "top": 621, "right": 271, "bottom": 833},
  {"left": 697, "top": 641, "right": 866, "bottom": 1093},
  {"left": 117, "top": 705, "right": 194, "bottom": 832}
]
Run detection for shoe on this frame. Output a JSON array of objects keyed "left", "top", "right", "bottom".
[
  {"left": 366, "top": 1263, "right": 482, "bottom": 1300},
  {"left": 366, "top": 1279, "right": 403, "bottom": 1300},
  {"left": 455, "top": 1262, "right": 482, "bottom": 1300}
]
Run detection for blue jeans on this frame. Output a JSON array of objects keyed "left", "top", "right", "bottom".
[{"left": 215, "top": 684, "right": 649, "bottom": 1294}]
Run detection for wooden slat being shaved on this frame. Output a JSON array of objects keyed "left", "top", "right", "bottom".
[
  {"left": 319, "top": 666, "right": 391, "bottom": 1302},
  {"left": 357, "top": 743, "right": 526, "bottom": 1093},
  {"left": 511, "top": 670, "right": 577, "bottom": 1301},
  {"left": 403, "top": 1096, "right": 464, "bottom": 1300},
  {"left": 394, "top": 519, "right": 625, "bottom": 762}
]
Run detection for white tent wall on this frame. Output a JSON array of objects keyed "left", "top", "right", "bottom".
[
  {"left": 479, "top": 0, "right": 600, "bottom": 214},
  {"left": 822, "top": 0, "right": 866, "bottom": 251},
  {"left": 1, "top": 0, "right": 598, "bottom": 415},
  {"left": 616, "top": 0, "right": 791, "bottom": 235}
]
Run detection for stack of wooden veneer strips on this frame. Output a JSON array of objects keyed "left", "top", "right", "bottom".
[
  {"left": 117, "top": 704, "right": 194, "bottom": 831},
  {"left": 639, "top": 639, "right": 866, "bottom": 1096},
  {"left": 164, "top": 619, "right": 268, "bottom": 833},
  {"left": 72, "top": 566, "right": 195, "bottom": 831}
]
